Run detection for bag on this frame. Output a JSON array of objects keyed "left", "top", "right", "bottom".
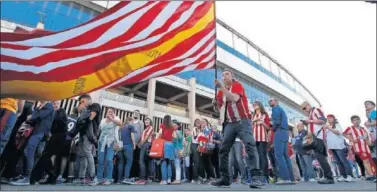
[
  {"left": 113, "top": 126, "right": 123, "bottom": 152},
  {"left": 197, "top": 135, "right": 214, "bottom": 154},
  {"left": 15, "top": 122, "right": 34, "bottom": 150},
  {"left": 149, "top": 138, "right": 165, "bottom": 158},
  {"left": 302, "top": 128, "right": 323, "bottom": 150}
]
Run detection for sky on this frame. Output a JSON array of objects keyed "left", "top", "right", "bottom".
[{"left": 216, "top": 1, "right": 376, "bottom": 127}]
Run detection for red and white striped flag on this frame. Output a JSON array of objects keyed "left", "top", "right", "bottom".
[{"left": 0, "top": 1, "right": 216, "bottom": 100}]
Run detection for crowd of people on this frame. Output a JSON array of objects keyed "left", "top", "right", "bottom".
[{"left": 0, "top": 69, "right": 376, "bottom": 189}]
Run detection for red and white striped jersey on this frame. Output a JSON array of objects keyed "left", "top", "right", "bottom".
[
  {"left": 141, "top": 125, "right": 153, "bottom": 143},
  {"left": 308, "top": 107, "right": 326, "bottom": 140},
  {"left": 252, "top": 113, "right": 271, "bottom": 142},
  {"left": 216, "top": 81, "right": 251, "bottom": 122},
  {"left": 343, "top": 126, "right": 371, "bottom": 154}
]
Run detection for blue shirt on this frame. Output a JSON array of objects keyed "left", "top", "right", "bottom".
[
  {"left": 212, "top": 131, "right": 222, "bottom": 148},
  {"left": 271, "top": 105, "right": 288, "bottom": 131},
  {"left": 173, "top": 129, "right": 184, "bottom": 150},
  {"left": 120, "top": 124, "right": 135, "bottom": 146},
  {"left": 369, "top": 110, "right": 376, "bottom": 121}
]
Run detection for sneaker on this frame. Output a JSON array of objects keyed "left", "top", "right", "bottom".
[
  {"left": 88, "top": 178, "right": 98, "bottom": 186},
  {"left": 249, "top": 179, "right": 264, "bottom": 189},
  {"left": 211, "top": 178, "right": 231, "bottom": 188},
  {"left": 10, "top": 176, "right": 30, "bottom": 186},
  {"left": 366, "top": 176, "right": 376, "bottom": 181},
  {"left": 318, "top": 178, "right": 335, "bottom": 184},
  {"left": 300, "top": 178, "right": 305, "bottom": 182},
  {"left": 345, "top": 176, "right": 354, "bottom": 182},
  {"left": 373, "top": 179, "right": 376, "bottom": 183},
  {"left": 135, "top": 180, "right": 147, "bottom": 185},
  {"left": 191, "top": 180, "right": 196, "bottom": 184},
  {"left": 275, "top": 180, "right": 294, "bottom": 185},
  {"left": 102, "top": 180, "right": 112, "bottom": 185},
  {"left": 122, "top": 178, "right": 135, "bottom": 185},
  {"left": 171, "top": 180, "right": 181, "bottom": 185},
  {"left": 308, "top": 178, "right": 317, "bottom": 182},
  {"left": 337, "top": 177, "right": 345, "bottom": 182},
  {"left": 160, "top": 180, "right": 168, "bottom": 185},
  {"left": 181, "top": 179, "right": 187, "bottom": 183},
  {"left": 56, "top": 175, "right": 63, "bottom": 184},
  {"left": 0, "top": 177, "right": 9, "bottom": 184},
  {"left": 167, "top": 178, "right": 171, "bottom": 184}
]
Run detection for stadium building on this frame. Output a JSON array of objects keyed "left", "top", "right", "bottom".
[{"left": 0, "top": 1, "right": 321, "bottom": 131}]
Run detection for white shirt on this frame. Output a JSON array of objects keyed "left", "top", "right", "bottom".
[
  {"left": 98, "top": 116, "right": 120, "bottom": 152},
  {"left": 326, "top": 123, "right": 345, "bottom": 150}
]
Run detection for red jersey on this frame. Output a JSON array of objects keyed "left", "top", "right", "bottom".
[
  {"left": 160, "top": 124, "right": 174, "bottom": 142},
  {"left": 216, "top": 81, "right": 251, "bottom": 122},
  {"left": 252, "top": 113, "right": 271, "bottom": 142},
  {"left": 343, "top": 126, "right": 371, "bottom": 154}
]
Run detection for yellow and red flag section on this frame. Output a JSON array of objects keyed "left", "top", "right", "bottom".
[{"left": 0, "top": 1, "right": 216, "bottom": 101}]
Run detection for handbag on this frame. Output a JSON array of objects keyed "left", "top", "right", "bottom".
[
  {"left": 149, "top": 138, "right": 165, "bottom": 158},
  {"left": 15, "top": 122, "right": 34, "bottom": 150},
  {"left": 113, "top": 126, "right": 123, "bottom": 152},
  {"left": 302, "top": 128, "right": 323, "bottom": 150}
]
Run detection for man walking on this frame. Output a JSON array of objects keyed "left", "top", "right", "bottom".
[
  {"left": 211, "top": 69, "right": 263, "bottom": 189},
  {"left": 301, "top": 101, "right": 334, "bottom": 184},
  {"left": 269, "top": 98, "right": 295, "bottom": 185}
]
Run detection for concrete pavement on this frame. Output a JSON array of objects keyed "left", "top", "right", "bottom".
[{"left": 1, "top": 180, "right": 376, "bottom": 191}]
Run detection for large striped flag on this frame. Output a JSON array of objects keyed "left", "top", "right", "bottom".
[{"left": 0, "top": 1, "right": 216, "bottom": 101}]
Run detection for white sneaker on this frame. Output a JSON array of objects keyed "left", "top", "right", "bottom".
[
  {"left": 345, "top": 176, "right": 354, "bottom": 182},
  {"left": 300, "top": 178, "right": 305, "bottom": 182},
  {"left": 337, "top": 177, "right": 345, "bottom": 182},
  {"left": 308, "top": 178, "right": 317, "bottom": 182}
]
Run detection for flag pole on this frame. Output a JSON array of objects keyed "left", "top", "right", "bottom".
[{"left": 213, "top": 0, "right": 219, "bottom": 116}]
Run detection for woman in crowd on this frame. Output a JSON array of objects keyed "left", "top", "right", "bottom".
[
  {"left": 158, "top": 115, "right": 175, "bottom": 185},
  {"left": 136, "top": 118, "right": 154, "bottom": 185},
  {"left": 198, "top": 119, "right": 215, "bottom": 184},
  {"left": 171, "top": 120, "right": 184, "bottom": 185},
  {"left": 96, "top": 107, "right": 122, "bottom": 185},
  {"left": 252, "top": 101, "right": 271, "bottom": 183},
  {"left": 190, "top": 119, "right": 201, "bottom": 184},
  {"left": 210, "top": 125, "right": 222, "bottom": 179},
  {"left": 325, "top": 114, "right": 354, "bottom": 182},
  {"left": 117, "top": 117, "right": 136, "bottom": 184},
  {"left": 182, "top": 128, "right": 192, "bottom": 182}
]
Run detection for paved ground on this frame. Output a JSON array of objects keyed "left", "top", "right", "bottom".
[{"left": 1, "top": 180, "right": 376, "bottom": 191}]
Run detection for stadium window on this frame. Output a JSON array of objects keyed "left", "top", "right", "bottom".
[
  {"left": 80, "top": 7, "right": 92, "bottom": 22},
  {"left": 70, "top": 2, "right": 81, "bottom": 19},
  {"left": 58, "top": 1, "right": 71, "bottom": 16}
]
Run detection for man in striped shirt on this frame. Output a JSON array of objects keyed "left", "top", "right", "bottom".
[
  {"left": 343, "top": 115, "right": 376, "bottom": 181},
  {"left": 212, "top": 69, "right": 263, "bottom": 189},
  {"left": 300, "top": 101, "right": 334, "bottom": 184}
]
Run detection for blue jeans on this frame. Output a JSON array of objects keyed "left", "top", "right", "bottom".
[
  {"left": 117, "top": 145, "right": 133, "bottom": 180},
  {"left": 273, "top": 129, "right": 294, "bottom": 181},
  {"left": 229, "top": 141, "right": 246, "bottom": 180},
  {"left": 219, "top": 119, "right": 261, "bottom": 179},
  {"left": 0, "top": 108, "right": 17, "bottom": 156},
  {"left": 161, "top": 159, "right": 172, "bottom": 181},
  {"left": 348, "top": 160, "right": 359, "bottom": 177},
  {"left": 24, "top": 133, "right": 44, "bottom": 176},
  {"left": 298, "top": 154, "right": 316, "bottom": 181},
  {"left": 331, "top": 149, "right": 353, "bottom": 178},
  {"left": 97, "top": 141, "right": 115, "bottom": 180}
]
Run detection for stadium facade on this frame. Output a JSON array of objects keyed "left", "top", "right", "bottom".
[{"left": 0, "top": 1, "right": 321, "bottom": 131}]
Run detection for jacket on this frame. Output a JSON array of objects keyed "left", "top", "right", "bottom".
[
  {"left": 29, "top": 103, "right": 55, "bottom": 135},
  {"left": 271, "top": 105, "right": 288, "bottom": 131}
]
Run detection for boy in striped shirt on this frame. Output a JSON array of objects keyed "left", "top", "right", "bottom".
[{"left": 343, "top": 115, "right": 376, "bottom": 181}]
